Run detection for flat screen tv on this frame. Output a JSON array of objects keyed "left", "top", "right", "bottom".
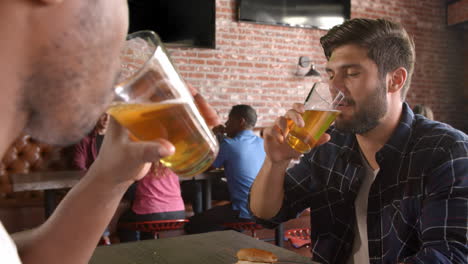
[
  {"left": 128, "top": 0, "right": 216, "bottom": 49},
  {"left": 238, "top": 0, "right": 350, "bottom": 30}
]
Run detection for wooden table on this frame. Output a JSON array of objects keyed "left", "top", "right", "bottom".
[
  {"left": 90, "top": 230, "right": 317, "bottom": 264},
  {"left": 10, "top": 171, "right": 84, "bottom": 217}
]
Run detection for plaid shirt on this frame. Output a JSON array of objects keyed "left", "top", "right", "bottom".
[{"left": 254, "top": 103, "right": 468, "bottom": 264}]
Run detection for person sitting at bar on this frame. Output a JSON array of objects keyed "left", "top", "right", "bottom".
[
  {"left": 117, "top": 162, "right": 185, "bottom": 242},
  {"left": 412, "top": 103, "right": 434, "bottom": 120},
  {"left": 71, "top": 116, "right": 185, "bottom": 243},
  {"left": 72, "top": 85, "right": 219, "bottom": 242},
  {"left": 185, "top": 105, "right": 266, "bottom": 234}
]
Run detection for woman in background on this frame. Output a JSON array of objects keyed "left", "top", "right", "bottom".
[{"left": 117, "top": 163, "right": 185, "bottom": 242}]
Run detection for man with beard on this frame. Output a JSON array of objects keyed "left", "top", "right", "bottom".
[
  {"left": 249, "top": 18, "right": 468, "bottom": 264},
  {"left": 0, "top": 0, "right": 217, "bottom": 263}
]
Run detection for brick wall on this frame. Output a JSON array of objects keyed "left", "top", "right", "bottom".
[{"left": 168, "top": 0, "right": 467, "bottom": 132}]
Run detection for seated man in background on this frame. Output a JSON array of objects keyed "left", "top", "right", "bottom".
[{"left": 185, "top": 105, "right": 266, "bottom": 234}]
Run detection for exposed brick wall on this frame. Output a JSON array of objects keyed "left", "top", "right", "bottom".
[{"left": 168, "top": 0, "right": 467, "bottom": 132}]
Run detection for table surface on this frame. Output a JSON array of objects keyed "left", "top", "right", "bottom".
[
  {"left": 10, "top": 170, "right": 84, "bottom": 192},
  {"left": 90, "top": 230, "right": 317, "bottom": 264},
  {"left": 10, "top": 168, "right": 223, "bottom": 192}
]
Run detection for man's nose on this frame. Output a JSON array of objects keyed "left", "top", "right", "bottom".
[{"left": 329, "top": 76, "right": 346, "bottom": 95}]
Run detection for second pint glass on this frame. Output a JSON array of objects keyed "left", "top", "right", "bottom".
[
  {"left": 286, "top": 82, "right": 344, "bottom": 153},
  {"left": 108, "top": 31, "right": 219, "bottom": 177}
]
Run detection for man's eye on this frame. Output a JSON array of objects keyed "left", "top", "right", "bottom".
[
  {"left": 347, "top": 72, "right": 360, "bottom": 77},
  {"left": 328, "top": 75, "right": 334, "bottom": 80}
]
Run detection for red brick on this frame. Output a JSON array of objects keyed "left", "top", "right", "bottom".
[{"left": 165, "top": 0, "right": 467, "bottom": 130}]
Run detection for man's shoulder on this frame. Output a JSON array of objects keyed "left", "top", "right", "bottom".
[
  {"left": 227, "top": 131, "right": 264, "bottom": 143},
  {"left": 411, "top": 116, "right": 468, "bottom": 151}
]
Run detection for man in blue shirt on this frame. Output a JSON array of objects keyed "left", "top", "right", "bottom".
[
  {"left": 185, "top": 105, "right": 266, "bottom": 234},
  {"left": 250, "top": 18, "right": 468, "bottom": 264}
]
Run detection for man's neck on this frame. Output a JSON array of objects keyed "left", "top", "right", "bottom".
[
  {"left": 355, "top": 103, "right": 403, "bottom": 170},
  {"left": 0, "top": 72, "right": 27, "bottom": 157},
  {"left": 0, "top": 6, "right": 29, "bottom": 158}
]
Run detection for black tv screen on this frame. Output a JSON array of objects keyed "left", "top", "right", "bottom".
[
  {"left": 128, "top": 0, "right": 216, "bottom": 48},
  {"left": 238, "top": 0, "right": 350, "bottom": 30}
]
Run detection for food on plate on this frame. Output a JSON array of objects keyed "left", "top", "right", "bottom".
[{"left": 235, "top": 248, "right": 278, "bottom": 264}]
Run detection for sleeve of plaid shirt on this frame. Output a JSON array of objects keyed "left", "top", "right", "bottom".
[
  {"left": 249, "top": 139, "right": 468, "bottom": 263},
  {"left": 249, "top": 153, "right": 321, "bottom": 227},
  {"left": 403, "top": 140, "right": 468, "bottom": 264}
]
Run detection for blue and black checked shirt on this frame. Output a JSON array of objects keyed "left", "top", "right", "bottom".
[{"left": 253, "top": 103, "right": 468, "bottom": 263}]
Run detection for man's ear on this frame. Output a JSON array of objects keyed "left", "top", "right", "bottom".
[
  {"left": 239, "top": 117, "right": 247, "bottom": 128},
  {"left": 388, "top": 67, "right": 407, "bottom": 94}
]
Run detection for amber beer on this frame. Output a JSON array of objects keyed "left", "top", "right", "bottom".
[
  {"left": 108, "top": 100, "right": 216, "bottom": 177},
  {"left": 286, "top": 109, "right": 340, "bottom": 153}
]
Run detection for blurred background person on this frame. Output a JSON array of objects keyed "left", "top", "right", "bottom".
[
  {"left": 185, "top": 104, "right": 266, "bottom": 234},
  {"left": 412, "top": 104, "right": 434, "bottom": 120},
  {"left": 117, "top": 162, "right": 185, "bottom": 242}
]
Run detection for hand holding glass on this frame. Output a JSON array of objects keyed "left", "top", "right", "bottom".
[
  {"left": 286, "top": 82, "right": 344, "bottom": 153},
  {"left": 108, "top": 31, "right": 219, "bottom": 177}
]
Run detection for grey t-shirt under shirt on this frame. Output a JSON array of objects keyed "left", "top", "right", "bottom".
[{"left": 347, "top": 152, "right": 379, "bottom": 264}]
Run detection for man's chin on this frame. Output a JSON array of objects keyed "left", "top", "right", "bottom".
[{"left": 24, "top": 122, "right": 94, "bottom": 146}]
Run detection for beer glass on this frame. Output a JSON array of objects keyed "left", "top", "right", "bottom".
[
  {"left": 286, "top": 82, "right": 344, "bottom": 153},
  {"left": 108, "top": 31, "right": 219, "bottom": 177}
]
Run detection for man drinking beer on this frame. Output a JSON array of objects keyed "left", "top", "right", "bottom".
[
  {"left": 0, "top": 0, "right": 218, "bottom": 263},
  {"left": 249, "top": 18, "right": 468, "bottom": 264}
]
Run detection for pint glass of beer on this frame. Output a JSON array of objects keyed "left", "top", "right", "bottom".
[
  {"left": 286, "top": 82, "right": 344, "bottom": 153},
  {"left": 108, "top": 31, "right": 219, "bottom": 177}
]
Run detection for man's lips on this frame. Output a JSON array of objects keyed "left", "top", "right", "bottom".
[{"left": 336, "top": 99, "right": 354, "bottom": 111}]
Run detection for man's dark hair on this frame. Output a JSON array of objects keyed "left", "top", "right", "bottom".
[
  {"left": 229, "top": 104, "right": 257, "bottom": 128},
  {"left": 320, "top": 18, "right": 415, "bottom": 100}
]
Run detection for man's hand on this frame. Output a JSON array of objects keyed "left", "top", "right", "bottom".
[
  {"left": 250, "top": 103, "right": 331, "bottom": 220},
  {"left": 263, "top": 103, "right": 330, "bottom": 163},
  {"left": 91, "top": 117, "right": 175, "bottom": 184},
  {"left": 212, "top": 124, "right": 226, "bottom": 135},
  {"left": 188, "top": 83, "right": 221, "bottom": 128}
]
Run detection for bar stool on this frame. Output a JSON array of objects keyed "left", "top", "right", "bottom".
[
  {"left": 284, "top": 228, "right": 311, "bottom": 248},
  {"left": 118, "top": 219, "right": 189, "bottom": 239}
]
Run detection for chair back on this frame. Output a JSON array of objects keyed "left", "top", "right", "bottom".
[
  {"left": 284, "top": 228, "right": 311, "bottom": 248},
  {"left": 0, "top": 133, "right": 74, "bottom": 205}
]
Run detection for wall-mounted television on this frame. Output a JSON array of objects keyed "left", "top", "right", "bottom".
[
  {"left": 128, "top": 0, "right": 216, "bottom": 49},
  {"left": 238, "top": 0, "right": 350, "bottom": 30}
]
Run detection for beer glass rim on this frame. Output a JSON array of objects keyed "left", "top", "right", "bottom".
[
  {"left": 304, "top": 81, "right": 344, "bottom": 110},
  {"left": 117, "top": 30, "right": 162, "bottom": 87}
]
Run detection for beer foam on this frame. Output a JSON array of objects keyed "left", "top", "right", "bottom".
[{"left": 307, "top": 108, "right": 341, "bottom": 113}]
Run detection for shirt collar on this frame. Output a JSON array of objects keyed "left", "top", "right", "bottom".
[
  {"left": 234, "top": 129, "right": 255, "bottom": 138},
  {"left": 373, "top": 103, "right": 415, "bottom": 188},
  {"left": 337, "top": 103, "right": 415, "bottom": 167},
  {"left": 376, "top": 102, "right": 414, "bottom": 163}
]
